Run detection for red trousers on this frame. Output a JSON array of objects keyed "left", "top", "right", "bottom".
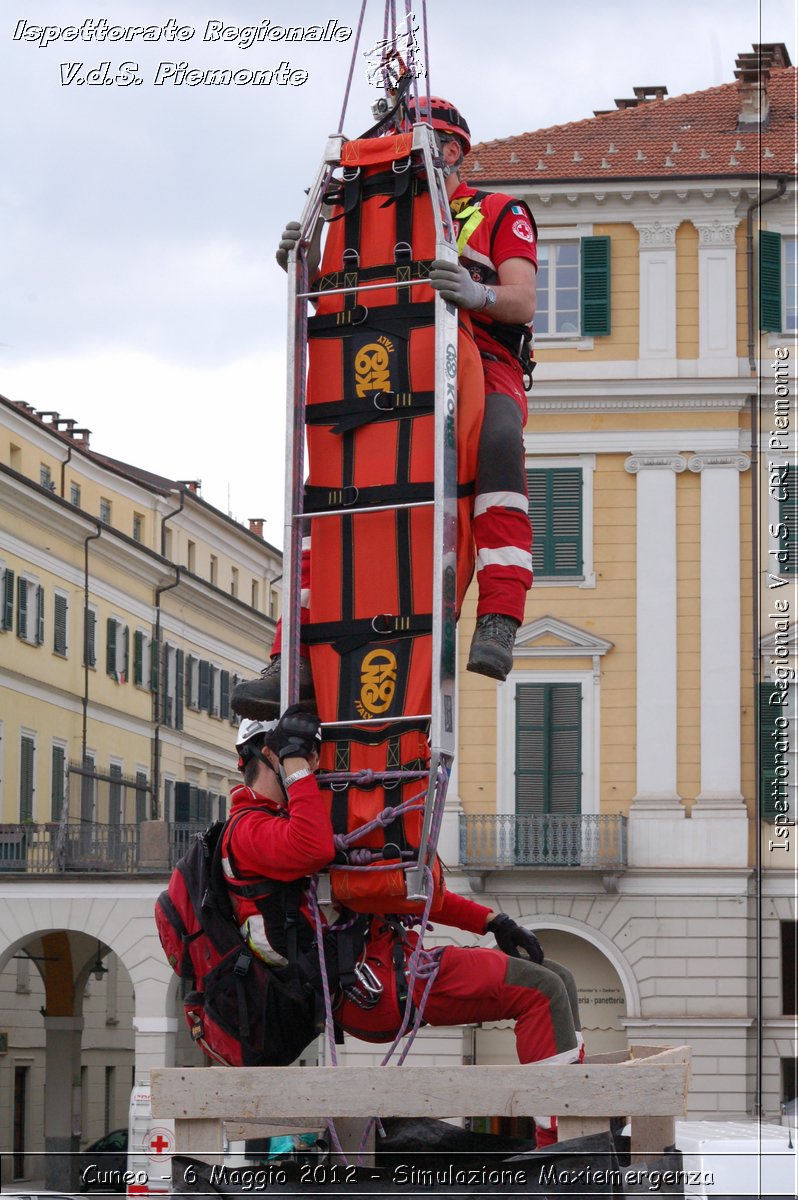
[{"left": 336, "top": 927, "right": 579, "bottom": 1067}]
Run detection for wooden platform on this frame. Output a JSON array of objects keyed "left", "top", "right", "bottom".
[{"left": 151, "top": 1044, "right": 691, "bottom": 1163}]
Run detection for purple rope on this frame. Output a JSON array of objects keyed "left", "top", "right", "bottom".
[{"left": 337, "top": 0, "right": 369, "bottom": 135}]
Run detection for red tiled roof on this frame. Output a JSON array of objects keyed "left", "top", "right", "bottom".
[{"left": 465, "top": 68, "right": 796, "bottom": 184}]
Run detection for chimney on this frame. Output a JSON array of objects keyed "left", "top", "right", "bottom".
[
  {"left": 35, "top": 410, "right": 61, "bottom": 424},
  {"left": 734, "top": 44, "right": 790, "bottom": 128},
  {"left": 178, "top": 479, "right": 201, "bottom": 494},
  {"left": 248, "top": 518, "right": 266, "bottom": 538},
  {"left": 70, "top": 428, "right": 91, "bottom": 446},
  {"left": 634, "top": 85, "right": 668, "bottom": 101}
]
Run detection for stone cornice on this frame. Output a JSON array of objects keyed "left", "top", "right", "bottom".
[
  {"left": 624, "top": 454, "right": 687, "bottom": 473},
  {"left": 687, "top": 452, "right": 751, "bottom": 472}
]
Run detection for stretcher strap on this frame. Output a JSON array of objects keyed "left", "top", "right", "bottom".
[
  {"left": 304, "top": 389, "right": 435, "bottom": 434},
  {"left": 302, "top": 613, "right": 432, "bottom": 655},
  {"left": 307, "top": 301, "right": 435, "bottom": 337},
  {"left": 316, "top": 259, "right": 432, "bottom": 292}
]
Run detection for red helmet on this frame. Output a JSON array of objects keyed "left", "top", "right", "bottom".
[{"left": 407, "top": 96, "right": 471, "bottom": 154}]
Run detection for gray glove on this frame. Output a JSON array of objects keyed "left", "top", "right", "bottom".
[
  {"left": 276, "top": 221, "right": 302, "bottom": 272},
  {"left": 429, "top": 258, "right": 487, "bottom": 310}
]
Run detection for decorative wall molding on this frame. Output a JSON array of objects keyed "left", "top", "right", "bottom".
[
  {"left": 687, "top": 453, "right": 751, "bottom": 472},
  {"left": 624, "top": 454, "right": 687, "bottom": 474},
  {"left": 634, "top": 221, "right": 680, "bottom": 247},
  {"left": 692, "top": 219, "right": 740, "bottom": 246}
]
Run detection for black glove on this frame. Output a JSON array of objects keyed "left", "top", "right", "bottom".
[
  {"left": 274, "top": 705, "right": 321, "bottom": 762},
  {"left": 485, "top": 914, "right": 544, "bottom": 965}
]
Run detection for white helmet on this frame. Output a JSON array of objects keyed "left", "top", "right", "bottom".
[{"left": 235, "top": 717, "right": 278, "bottom": 752}]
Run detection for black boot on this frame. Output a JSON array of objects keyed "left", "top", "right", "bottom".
[
  {"left": 230, "top": 655, "right": 316, "bottom": 720},
  {"left": 466, "top": 614, "right": 520, "bottom": 682}
]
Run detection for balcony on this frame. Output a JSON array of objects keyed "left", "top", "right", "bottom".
[
  {"left": 0, "top": 822, "right": 141, "bottom": 873},
  {"left": 459, "top": 813, "right": 627, "bottom": 872}
]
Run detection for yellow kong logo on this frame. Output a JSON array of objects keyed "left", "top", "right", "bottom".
[
  {"left": 356, "top": 648, "right": 397, "bottom": 717},
  {"left": 354, "top": 337, "right": 393, "bottom": 397}
]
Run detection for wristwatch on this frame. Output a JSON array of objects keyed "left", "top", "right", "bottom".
[
  {"left": 283, "top": 767, "right": 312, "bottom": 788},
  {"left": 481, "top": 285, "right": 497, "bottom": 310}
]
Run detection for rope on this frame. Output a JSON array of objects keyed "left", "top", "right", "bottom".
[
  {"left": 421, "top": 0, "right": 431, "bottom": 111},
  {"left": 337, "top": 0, "right": 369, "bottom": 134}
]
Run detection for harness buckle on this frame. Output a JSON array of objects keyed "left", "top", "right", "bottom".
[
  {"left": 373, "top": 391, "right": 396, "bottom": 412},
  {"left": 343, "top": 960, "right": 384, "bottom": 1009},
  {"left": 233, "top": 952, "right": 252, "bottom": 978}
]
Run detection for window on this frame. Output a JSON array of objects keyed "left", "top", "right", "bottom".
[
  {"left": 1, "top": 567, "right": 14, "bottom": 631},
  {"left": 515, "top": 682, "right": 581, "bottom": 818},
  {"left": 19, "top": 734, "right": 35, "bottom": 821},
  {"left": 186, "top": 655, "right": 199, "bottom": 709},
  {"left": 187, "top": 541, "right": 196, "bottom": 572},
  {"left": 53, "top": 592, "right": 68, "bottom": 656},
  {"left": 535, "top": 236, "right": 610, "bottom": 338},
  {"left": 99, "top": 497, "right": 112, "bottom": 523},
  {"left": 106, "top": 618, "right": 129, "bottom": 683},
  {"left": 39, "top": 464, "right": 53, "bottom": 490},
  {"left": 16, "top": 578, "right": 44, "bottom": 645},
  {"left": 231, "top": 567, "right": 239, "bottom": 598},
  {"left": 133, "top": 630, "right": 151, "bottom": 689},
  {"left": 9, "top": 443, "right": 21, "bottom": 470},
  {"left": 132, "top": 514, "right": 144, "bottom": 543},
  {"left": 527, "top": 467, "right": 583, "bottom": 578},
  {"left": 83, "top": 606, "right": 97, "bottom": 668},
  {"left": 209, "top": 555, "right": 218, "bottom": 586},
  {"left": 174, "top": 783, "right": 214, "bottom": 824},
  {"left": 51, "top": 742, "right": 66, "bottom": 822},
  {"left": 220, "top": 670, "right": 230, "bottom": 721},
  {"left": 251, "top": 579, "right": 259, "bottom": 609},
  {"left": 70, "top": 481, "right": 81, "bottom": 507},
  {"left": 759, "top": 231, "right": 797, "bottom": 334}
]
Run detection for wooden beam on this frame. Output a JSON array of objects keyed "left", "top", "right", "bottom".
[{"left": 152, "top": 1052, "right": 691, "bottom": 1123}]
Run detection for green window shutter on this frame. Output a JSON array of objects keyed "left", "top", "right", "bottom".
[
  {"left": 759, "top": 230, "right": 782, "bottom": 333},
  {"left": 2, "top": 568, "right": 14, "bottom": 631},
  {"left": 150, "top": 638, "right": 160, "bottom": 696},
  {"left": 185, "top": 655, "right": 196, "bottom": 709},
  {"left": 133, "top": 631, "right": 144, "bottom": 686},
  {"left": 229, "top": 674, "right": 241, "bottom": 725},
  {"left": 515, "top": 682, "right": 581, "bottom": 815},
  {"left": 759, "top": 682, "right": 788, "bottom": 820},
  {"left": 54, "top": 594, "right": 68, "bottom": 656},
  {"left": 580, "top": 236, "right": 611, "bottom": 335},
  {"left": 220, "top": 670, "right": 230, "bottom": 721},
  {"left": 175, "top": 650, "right": 185, "bottom": 731},
  {"left": 17, "top": 577, "right": 28, "bottom": 638},
  {"left": 106, "top": 618, "right": 117, "bottom": 676},
  {"left": 199, "top": 660, "right": 210, "bottom": 712},
  {"left": 35, "top": 586, "right": 44, "bottom": 645},
  {"left": 174, "top": 781, "right": 191, "bottom": 823},
  {"left": 135, "top": 772, "right": 148, "bottom": 823},
  {"left": 122, "top": 626, "right": 130, "bottom": 682},
  {"left": 109, "top": 763, "right": 123, "bottom": 825},
  {"left": 779, "top": 464, "right": 797, "bottom": 575},
  {"left": 218, "top": 794, "right": 227, "bottom": 822},
  {"left": 161, "top": 644, "right": 172, "bottom": 727},
  {"left": 51, "top": 744, "right": 66, "bottom": 822},
  {"left": 84, "top": 609, "right": 96, "bottom": 667},
  {"left": 20, "top": 735, "right": 35, "bottom": 821},
  {"left": 527, "top": 468, "right": 583, "bottom": 577}
]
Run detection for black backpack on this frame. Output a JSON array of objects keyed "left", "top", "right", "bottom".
[{"left": 154, "top": 811, "right": 319, "bottom": 1066}]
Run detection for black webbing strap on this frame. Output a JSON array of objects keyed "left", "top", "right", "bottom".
[
  {"left": 305, "top": 390, "right": 435, "bottom": 434},
  {"left": 308, "top": 302, "right": 436, "bottom": 338},
  {"left": 315, "top": 259, "right": 432, "bottom": 293},
  {"left": 303, "top": 479, "right": 474, "bottom": 512},
  {"left": 324, "top": 168, "right": 429, "bottom": 212},
  {"left": 326, "top": 718, "right": 431, "bottom": 747},
  {"left": 302, "top": 614, "right": 432, "bottom": 656}
]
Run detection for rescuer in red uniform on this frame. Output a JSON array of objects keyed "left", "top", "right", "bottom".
[
  {"left": 232, "top": 97, "right": 538, "bottom": 720},
  {"left": 226, "top": 711, "right": 582, "bottom": 1147}
]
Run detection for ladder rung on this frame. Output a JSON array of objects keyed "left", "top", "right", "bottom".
[
  {"left": 297, "top": 278, "right": 428, "bottom": 300},
  {"left": 295, "top": 501, "right": 433, "bottom": 521},
  {"left": 321, "top": 715, "right": 432, "bottom": 729}
]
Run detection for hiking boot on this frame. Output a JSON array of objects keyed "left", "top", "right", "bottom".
[
  {"left": 466, "top": 613, "right": 520, "bottom": 681},
  {"left": 230, "top": 655, "right": 316, "bottom": 720}
]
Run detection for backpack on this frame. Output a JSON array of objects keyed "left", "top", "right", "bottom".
[{"left": 154, "top": 811, "right": 319, "bottom": 1067}]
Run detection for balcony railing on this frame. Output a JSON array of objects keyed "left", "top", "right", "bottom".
[
  {"left": 460, "top": 813, "right": 627, "bottom": 870},
  {"left": 0, "top": 822, "right": 140, "bottom": 873}
]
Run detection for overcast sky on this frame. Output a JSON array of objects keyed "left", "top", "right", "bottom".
[{"left": 2, "top": 0, "right": 794, "bottom": 546}]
